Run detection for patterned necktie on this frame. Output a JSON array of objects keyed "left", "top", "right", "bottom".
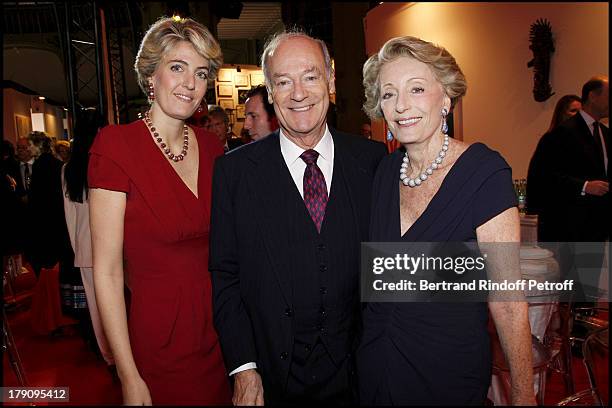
[
  {"left": 300, "top": 149, "right": 328, "bottom": 233},
  {"left": 23, "top": 163, "right": 31, "bottom": 191}
]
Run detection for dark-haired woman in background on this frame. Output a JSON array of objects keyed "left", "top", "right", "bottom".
[
  {"left": 62, "top": 111, "right": 115, "bottom": 370},
  {"left": 527, "top": 94, "right": 581, "bottom": 232},
  {"left": 545, "top": 94, "right": 582, "bottom": 134}
]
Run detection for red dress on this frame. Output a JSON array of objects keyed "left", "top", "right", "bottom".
[{"left": 88, "top": 120, "right": 231, "bottom": 405}]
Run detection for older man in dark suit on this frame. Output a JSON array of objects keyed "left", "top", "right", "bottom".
[{"left": 209, "top": 31, "right": 387, "bottom": 405}]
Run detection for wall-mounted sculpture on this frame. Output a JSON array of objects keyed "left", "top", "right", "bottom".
[{"left": 527, "top": 18, "right": 555, "bottom": 102}]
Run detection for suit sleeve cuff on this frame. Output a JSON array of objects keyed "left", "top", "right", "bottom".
[
  {"left": 229, "top": 362, "right": 257, "bottom": 376},
  {"left": 581, "top": 181, "right": 588, "bottom": 196}
]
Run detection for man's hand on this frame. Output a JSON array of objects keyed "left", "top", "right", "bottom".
[
  {"left": 6, "top": 174, "right": 16, "bottom": 191},
  {"left": 585, "top": 180, "right": 609, "bottom": 196},
  {"left": 233, "top": 369, "right": 264, "bottom": 406}
]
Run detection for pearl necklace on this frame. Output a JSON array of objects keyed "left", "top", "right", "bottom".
[
  {"left": 400, "top": 134, "right": 450, "bottom": 187},
  {"left": 144, "top": 111, "right": 189, "bottom": 162}
]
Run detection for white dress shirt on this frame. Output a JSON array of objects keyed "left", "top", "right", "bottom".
[
  {"left": 279, "top": 125, "right": 334, "bottom": 198},
  {"left": 228, "top": 126, "right": 335, "bottom": 377},
  {"left": 579, "top": 110, "right": 608, "bottom": 195}
]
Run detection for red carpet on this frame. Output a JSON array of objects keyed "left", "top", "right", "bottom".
[
  {"left": 3, "top": 264, "right": 122, "bottom": 406},
  {"left": 3, "top": 306, "right": 122, "bottom": 406}
]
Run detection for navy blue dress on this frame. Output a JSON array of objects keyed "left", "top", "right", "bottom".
[{"left": 357, "top": 143, "right": 518, "bottom": 405}]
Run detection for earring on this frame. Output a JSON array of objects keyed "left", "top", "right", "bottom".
[
  {"left": 197, "top": 99, "right": 205, "bottom": 113},
  {"left": 441, "top": 107, "right": 449, "bottom": 134},
  {"left": 147, "top": 82, "right": 155, "bottom": 103},
  {"left": 386, "top": 130, "right": 394, "bottom": 141}
]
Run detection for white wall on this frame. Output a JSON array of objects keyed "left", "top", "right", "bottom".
[{"left": 364, "top": 2, "right": 608, "bottom": 178}]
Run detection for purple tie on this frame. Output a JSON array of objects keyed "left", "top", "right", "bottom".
[{"left": 300, "top": 149, "right": 328, "bottom": 232}]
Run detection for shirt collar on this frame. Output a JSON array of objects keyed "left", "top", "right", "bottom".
[
  {"left": 22, "top": 158, "right": 35, "bottom": 166},
  {"left": 579, "top": 109, "right": 597, "bottom": 127},
  {"left": 279, "top": 124, "right": 333, "bottom": 165}
]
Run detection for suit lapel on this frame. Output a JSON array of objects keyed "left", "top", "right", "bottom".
[
  {"left": 573, "top": 113, "right": 606, "bottom": 174},
  {"left": 330, "top": 129, "right": 371, "bottom": 240},
  {"left": 246, "top": 132, "right": 301, "bottom": 306},
  {"left": 603, "top": 124, "right": 610, "bottom": 178}
]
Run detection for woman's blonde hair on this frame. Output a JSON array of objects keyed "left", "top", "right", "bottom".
[
  {"left": 362, "top": 36, "right": 466, "bottom": 120},
  {"left": 134, "top": 16, "right": 223, "bottom": 98}
]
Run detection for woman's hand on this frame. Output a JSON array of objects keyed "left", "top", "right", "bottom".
[{"left": 122, "top": 376, "right": 152, "bottom": 406}]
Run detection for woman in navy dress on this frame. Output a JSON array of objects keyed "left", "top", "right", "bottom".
[{"left": 357, "top": 36, "right": 536, "bottom": 405}]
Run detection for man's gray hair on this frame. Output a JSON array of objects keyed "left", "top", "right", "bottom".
[{"left": 260, "top": 29, "right": 334, "bottom": 92}]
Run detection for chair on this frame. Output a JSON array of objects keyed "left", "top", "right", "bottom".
[
  {"left": 557, "top": 326, "right": 608, "bottom": 406},
  {"left": 544, "top": 302, "right": 609, "bottom": 395}
]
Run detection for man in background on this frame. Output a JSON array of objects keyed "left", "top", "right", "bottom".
[
  {"left": 208, "top": 105, "right": 243, "bottom": 152},
  {"left": 531, "top": 75, "right": 609, "bottom": 303},
  {"left": 14, "top": 137, "right": 36, "bottom": 203},
  {"left": 244, "top": 85, "right": 278, "bottom": 141},
  {"left": 360, "top": 123, "right": 372, "bottom": 139}
]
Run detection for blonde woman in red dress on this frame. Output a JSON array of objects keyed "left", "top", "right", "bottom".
[{"left": 88, "top": 17, "right": 231, "bottom": 405}]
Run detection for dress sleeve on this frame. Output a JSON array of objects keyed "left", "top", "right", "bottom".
[
  {"left": 471, "top": 155, "right": 518, "bottom": 230},
  {"left": 88, "top": 126, "right": 130, "bottom": 193}
]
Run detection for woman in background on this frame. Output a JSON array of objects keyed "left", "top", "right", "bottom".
[
  {"left": 62, "top": 110, "right": 115, "bottom": 370},
  {"left": 527, "top": 94, "right": 581, "bottom": 226},
  {"left": 88, "top": 17, "right": 231, "bottom": 405},
  {"left": 546, "top": 94, "right": 582, "bottom": 133}
]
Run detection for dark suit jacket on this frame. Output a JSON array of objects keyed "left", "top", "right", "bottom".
[
  {"left": 209, "top": 128, "right": 387, "bottom": 393},
  {"left": 226, "top": 137, "right": 244, "bottom": 152},
  {"left": 28, "top": 152, "right": 68, "bottom": 269},
  {"left": 526, "top": 112, "right": 610, "bottom": 241},
  {"left": 5, "top": 158, "right": 29, "bottom": 200}
]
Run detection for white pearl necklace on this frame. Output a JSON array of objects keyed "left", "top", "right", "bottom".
[{"left": 400, "top": 134, "right": 450, "bottom": 187}]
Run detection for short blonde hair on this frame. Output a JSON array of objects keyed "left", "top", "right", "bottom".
[
  {"left": 362, "top": 36, "right": 466, "bottom": 120},
  {"left": 134, "top": 16, "right": 223, "bottom": 98}
]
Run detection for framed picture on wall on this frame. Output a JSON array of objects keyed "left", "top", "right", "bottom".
[
  {"left": 235, "top": 73, "right": 249, "bottom": 87},
  {"left": 14, "top": 114, "right": 30, "bottom": 139},
  {"left": 236, "top": 104, "right": 245, "bottom": 119},
  {"left": 219, "top": 99, "right": 234, "bottom": 110},
  {"left": 217, "top": 84, "right": 233, "bottom": 97},
  {"left": 237, "top": 88, "right": 250, "bottom": 104},
  {"left": 217, "top": 69, "right": 233, "bottom": 82},
  {"left": 250, "top": 72, "right": 265, "bottom": 86}
]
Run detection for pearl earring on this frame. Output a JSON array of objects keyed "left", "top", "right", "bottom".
[{"left": 441, "top": 108, "right": 449, "bottom": 134}]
